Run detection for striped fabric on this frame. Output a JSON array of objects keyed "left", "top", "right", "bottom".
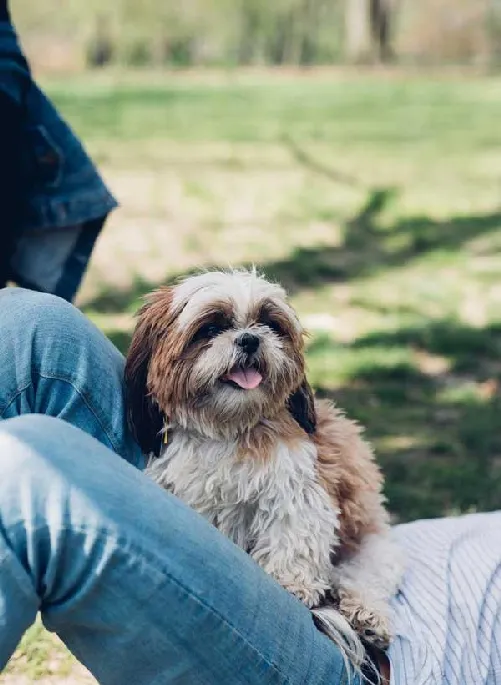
[{"left": 388, "top": 512, "right": 501, "bottom": 684}]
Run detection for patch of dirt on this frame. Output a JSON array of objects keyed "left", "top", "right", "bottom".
[{"left": 1, "top": 663, "right": 95, "bottom": 684}]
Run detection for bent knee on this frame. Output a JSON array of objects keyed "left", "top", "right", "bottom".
[
  {"left": 0, "top": 286, "right": 122, "bottom": 377},
  {"left": 0, "top": 286, "right": 70, "bottom": 310},
  {"left": 0, "top": 416, "right": 60, "bottom": 484},
  {"left": 0, "top": 287, "right": 80, "bottom": 332},
  {"left": 0, "top": 415, "right": 92, "bottom": 478}
]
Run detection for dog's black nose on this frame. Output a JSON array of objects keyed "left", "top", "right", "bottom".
[{"left": 236, "top": 332, "right": 260, "bottom": 354}]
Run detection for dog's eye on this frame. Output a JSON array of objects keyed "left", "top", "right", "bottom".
[
  {"left": 260, "top": 314, "right": 287, "bottom": 338},
  {"left": 204, "top": 324, "right": 221, "bottom": 339},
  {"left": 192, "top": 323, "right": 223, "bottom": 343},
  {"left": 267, "top": 320, "right": 285, "bottom": 336}
]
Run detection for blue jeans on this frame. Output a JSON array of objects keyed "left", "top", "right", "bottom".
[
  {"left": 0, "top": 288, "right": 357, "bottom": 684},
  {"left": 0, "top": 21, "right": 117, "bottom": 301}
]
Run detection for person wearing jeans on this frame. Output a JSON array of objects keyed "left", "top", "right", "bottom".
[
  {"left": 0, "top": 287, "right": 363, "bottom": 685},
  {"left": 4, "top": 289, "right": 501, "bottom": 685}
]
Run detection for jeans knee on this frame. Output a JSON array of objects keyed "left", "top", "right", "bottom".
[
  {"left": 0, "top": 415, "right": 80, "bottom": 482},
  {"left": 0, "top": 286, "right": 122, "bottom": 383},
  {"left": 0, "top": 288, "right": 100, "bottom": 403},
  {"left": 0, "top": 416, "right": 51, "bottom": 486},
  {"left": 0, "top": 288, "right": 134, "bottom": 465},
  {"left": 0, "top": 286, "right": 68, "bottom": 309},
  {"left": 0, "top": 287, "right": 81, "bottom": 336}
]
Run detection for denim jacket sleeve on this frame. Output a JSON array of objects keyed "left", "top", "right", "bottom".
[{"left": 0, "top": 21, "right": 118, "bottom": 302}]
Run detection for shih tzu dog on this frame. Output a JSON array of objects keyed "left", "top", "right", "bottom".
[{"left": 125, "top": 269, "right": 403, "bottom": 669}]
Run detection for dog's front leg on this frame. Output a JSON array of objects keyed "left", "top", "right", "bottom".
[
  {"left": 248, "top": 478, "right": 338, "bottom": 608},
  {"left": 331, "top": 533, "right": 404, "bottom": 648}
]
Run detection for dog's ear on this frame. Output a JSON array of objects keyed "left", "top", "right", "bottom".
[
  {"left": 125, "top": 302, "right": 165, "bottom": 458},
  {"left": 287, "top": 377, "right": 316, "bottom": 434}
]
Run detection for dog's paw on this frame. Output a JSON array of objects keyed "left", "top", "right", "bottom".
[
  {"left": 288, "top": 585, "right": 324, "bottom": 608},
  {"left": 258, "top": 559, "right": 328, "bottom": 608},
  {"left": 269, "top": 576, "right": 325, "bottom": 608},
  {"left": 338, "top": 590, "right": 392, "bottom": 650}
]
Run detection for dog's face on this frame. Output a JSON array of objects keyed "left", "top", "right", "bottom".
[{"left": 125, "top": 270, "right": 316, "bottom": 453}]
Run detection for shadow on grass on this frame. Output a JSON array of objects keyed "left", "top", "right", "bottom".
[
  {"left": 312, "top": 319, "right": 501, "bottom": 521},
  {"left": 263, "top": 195, "right": 501, "bottom": 294},
  {"left": 283, "top": 135, "right": 366, "bottom": 189},
  {"left": 84, "top": 187, "right": 501, "bottom": 314}
]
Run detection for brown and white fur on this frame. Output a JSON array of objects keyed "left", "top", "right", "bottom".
[{"left": 125, "top": 269, "right": 403, "bottom": 670}]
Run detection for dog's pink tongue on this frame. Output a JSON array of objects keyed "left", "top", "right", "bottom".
[{"left": 227, "top": 368, "right": 262, "bottom": 389}]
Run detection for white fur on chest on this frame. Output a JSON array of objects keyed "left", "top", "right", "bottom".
[{"left": 147, "top": 429, "right": 341, "bottom": 585}]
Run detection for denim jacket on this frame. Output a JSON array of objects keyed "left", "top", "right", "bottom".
[{"left": 0, "top": 21, "right": 117, "bottom": 301}]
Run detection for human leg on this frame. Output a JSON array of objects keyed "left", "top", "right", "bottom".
[
  {"left": 0, "top": 287, "right": 143, "bottom": 468},
  {"left": 0, "top": 415, "right": 358, "bottom": 685}
]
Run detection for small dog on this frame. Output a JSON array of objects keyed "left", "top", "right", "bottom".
[{"left": 125, "top": 269, "right": 403, "bottom": 666}]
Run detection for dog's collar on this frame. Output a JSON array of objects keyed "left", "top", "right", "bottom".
[{"left": 162, "top": 421, "right": 171, "bottom": 445}]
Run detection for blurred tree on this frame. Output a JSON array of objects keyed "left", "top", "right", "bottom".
[
  {"left": 345, "top": 0, "right": 396, "bottom": 63},
  {"left": 487, "top": 0, "right": 501, "bottom": 65},
  {"left": 345, "top": 0, "right": 372, "bottom": 62},
  {"left": 397, "top": 0, "right": 489, "bottom": 65},
  {"left": 86, "top": 15, "right": 114, "bottom": 68},
  {"left": 370, "top": 0, "right": 395, "bottom": 62},
  {"left": 236, "top": 0, "right": 264, "bottom": 64},
  {"left": 11, "top": 0, "right": 497, "bottom": 69}
]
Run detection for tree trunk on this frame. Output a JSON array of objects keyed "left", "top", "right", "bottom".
[
  {"left": 345, "top": 0, "right": 396, "bottom": 63},
  {"left": 237, "top": 1, "right": 261, "bottom": 65},
  {"left": 345, "top": 0, "right": 372, "bottom": 63},
  {"left": 299, "top": 0, "right": 321, "bottom": 65},
  {"left": 370, "top": 0, "right": 395, "bottom": 62}
]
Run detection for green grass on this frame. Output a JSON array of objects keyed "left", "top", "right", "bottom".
[
  {"left": 2, "top": 618, "right": 89, "bottom": 682},
  {"left": 45, "top": 70, "right": 501, "bottom": 149},
  {"left": 5, "top": 66, "right": 501, "bottom": 681}
]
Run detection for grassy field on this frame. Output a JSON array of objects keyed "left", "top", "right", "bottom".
[{"left": 4, "top": 67, "right": 501, "bottom": 681}]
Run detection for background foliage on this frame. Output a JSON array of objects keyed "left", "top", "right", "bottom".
[{"left": 11, "top": 0, "right": 501, "bottom": 70}]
